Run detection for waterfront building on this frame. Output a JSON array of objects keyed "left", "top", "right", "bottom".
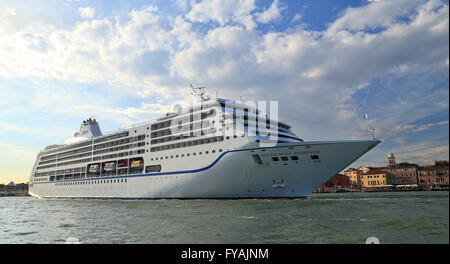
[
  {"left": 418, "top": 161, "right": 449, "bottom": 189},
  {"left": 357, "top": 166, "right": 371, "bottom": 174},
  {"left": 316, "top": 174, "right": 352, "bottom": 192},
  {"left": 343, "top": 168, "right": 361, "bottom": 185},
  {"left": 386, "top": 154, "right": 419, "bottom": 185},
  {"left": 360, "top": 168, "right": 387, "bottom": 187}
]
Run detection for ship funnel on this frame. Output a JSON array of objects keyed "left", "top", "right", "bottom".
[{"left": 74, "top": 118, "right": 103, "bottom": 138}]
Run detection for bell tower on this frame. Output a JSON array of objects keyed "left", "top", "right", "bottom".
[{"left": 388, "top": 153, "right": 396, "bottom": 167}]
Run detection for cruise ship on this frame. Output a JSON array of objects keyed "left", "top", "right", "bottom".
[{"left": 28, "top": 87, "right": 380, "bottom": 199}]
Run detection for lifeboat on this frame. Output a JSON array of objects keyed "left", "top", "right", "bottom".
[
  {"left": 118, "top": 160, "right": 128, "bottom": 167},
  {"left": 130, "top": 159, "right": 144, "bottom": 167},
  {"left": 103, "top": 162, "right": 116, "bottom": 171},
  {"left": 88, "top": 164, "right": 100, "bottom": 173}
]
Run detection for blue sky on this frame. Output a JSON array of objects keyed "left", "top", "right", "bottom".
[{"left": 0, "top": 0, "right": 448, "bottom": 184}]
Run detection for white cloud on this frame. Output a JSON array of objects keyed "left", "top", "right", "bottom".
[
  {"left": 291, "top": 13, "right": 302, "bottom": 23},
  {"left": 0, "top": 0, "right": 447, "bottom": 152},
  {"left": 388, "top": 141, "right": 449, "bottom": 164},
  {"left": 79, "top": 7, "right": 95, "bottom": 19},
  {"left": 255, "top": 0, "right": 283, "bottom": 24},
  {"left": 0, "top": 121, "right": 30, "bottom": 134},
  {"left": 186, "top": 0, "right": 257, "bottom": 29},
  {"left": 1, "top": 7, "right": 16, "bottom": 17},
  {"left": 392, "top": 120, "right": 449, "bottom": 134},
  {"left": 327, "top": 0, "right": 423, "bottom": 34},
  {"left": 173, "top": 0, "right": 190, "bottom": 11},
  {"left": 0, "top": 8, "right": 19, "bottom": 34}
]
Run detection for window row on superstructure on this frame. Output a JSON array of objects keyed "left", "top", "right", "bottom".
[
  {"left": 93, "top": 131, "right": 129, "bottom": 144},
  {"left": 150, "top": 120, "right": 213, "bottom": 139},
  {"left": 39, "top": 131, "right": 130, "bottom": 157},
  {"left": 93, "top": 142, "right": 144, "bottom": 156},
  {"left": 37, "top": 135, "right": 146, "bottom": 166},
  {"left": 57, "top": 140, "right": 92, "bottom": 153},
  {"left": 38, "top": 159, "right": 58, "bottom": 165},
  {"left": 34, "top": 167, "right": 84, "bottom": 179},
  {"left": 221, "top": 112, "right": 291, "bottom": 133},
  {"left": 92, "top": 149, "right": 145, "bottom": 162},
  {"left": 58, "top": 146, "right": 92, "bottom": 158},
  {"left": 40, "top": 153, "right": 57, "bottom": 161},
  {"left": 93, "top": 134, "right": 144, "bottom": 150},
  {"left": 57, "top": 152, "right": 92, "bottom": 162},
  {"left": 151, "top": 127, "right": 216, "bottom": 145},
  {"left": 151, "top": 109, "right": 217, "bottom": 134},
  {"left": 150, "top": 135, "right": 224, "bottom": 152},
  {"left": 58, "top": 158, "right": 93, "bottom": 167}
]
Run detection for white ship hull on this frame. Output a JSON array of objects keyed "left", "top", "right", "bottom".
[{"left": 29, "top": 140, "right": 379, "bottom": 199}]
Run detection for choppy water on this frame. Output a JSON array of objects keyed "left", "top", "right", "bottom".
[{"left": 0, "top": 191, "right": 448, "bottom": 244}]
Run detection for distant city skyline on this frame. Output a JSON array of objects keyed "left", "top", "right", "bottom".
[{"left": 0, "top": 0, "right": 449, "bottom": 184}]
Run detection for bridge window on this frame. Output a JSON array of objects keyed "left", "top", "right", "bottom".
[{"left": 252, "top": 154, "right": 263, "bottom": 165}]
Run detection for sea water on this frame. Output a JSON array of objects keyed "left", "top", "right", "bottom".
[{"left": 0, "top": 191, "right": 448, "bottom": 244}]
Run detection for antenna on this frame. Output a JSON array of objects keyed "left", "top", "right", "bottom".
[{"left": 364, "top": 114, "right": 376, "bottom": 139}]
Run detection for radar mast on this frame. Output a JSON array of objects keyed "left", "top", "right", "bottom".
[{"left": 191, "top": 84, "right": 211, "bottom": 102}]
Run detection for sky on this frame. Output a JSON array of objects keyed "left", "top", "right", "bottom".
[{"left": 0, "top": 0, "right": 448, "bottom": 184}]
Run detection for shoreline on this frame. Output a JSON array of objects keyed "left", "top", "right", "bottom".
[
  {"left": 1, "top": 187, "right": 448, "bottom": 197},
  {"left": 315, "top": 185, "right": 449, "bottom": 193}
]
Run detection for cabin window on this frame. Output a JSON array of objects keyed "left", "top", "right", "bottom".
[
  {"left": 291, "top": 156, "right": 299, "bottom": 161},
  {"left": 272, "top": 157, "right": 279, "bottom": 162},
  {"left": 281, "top": 157, "right": 289, "bottom": 161},
  {"left": 311, "top": 155, "right": 319, "bottom": 160}
]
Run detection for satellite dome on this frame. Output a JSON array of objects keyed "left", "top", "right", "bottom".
[{"left": 172, "top": 104, "right": 183, "bottom": 113}]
